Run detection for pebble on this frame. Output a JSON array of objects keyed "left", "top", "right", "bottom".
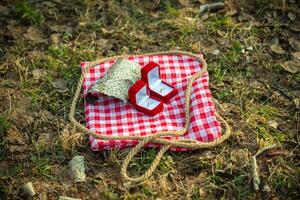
[
  {"left": 21, "top": 182, "right": 36, "bottom": 198},
  {"left": 69, "top": 155, "right": 86, "bottom": 183},
  {"left": 246, "top": 46, "right": 254, "bottom": 51},
  {"left": 212, "top": 49, "right": 220, "bottom": 56}
]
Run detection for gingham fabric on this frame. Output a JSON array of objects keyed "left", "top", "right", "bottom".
[{"left": 81, "top": 53, "right": 222, "bottom": 151}]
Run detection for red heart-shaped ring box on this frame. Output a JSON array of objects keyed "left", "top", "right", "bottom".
[
  {"left": 141, "top": 62, "right": 178, "bottom": 102},
  {"left": 128, "top": 80, "right": 164, "bottom": 116}
]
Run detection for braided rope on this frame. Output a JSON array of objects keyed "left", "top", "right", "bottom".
[{"left": 68, "top": 50, "right": 232, "bottom": 182}]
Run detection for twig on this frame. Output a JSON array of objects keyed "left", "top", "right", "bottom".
[
  {"left": 254, "top": 144, "right": 277, "bottom": 157},
  {"left": 7, "top": 91, "right": 12, "bottom": 115},
  {"left": 199, "top": 2, "right": 224, "bottom": 15},
  {"left": 251, "top": 156, "right": 260, "bottom": 191},
  {"left": 59, "top": 196, "right": 81, "bottom": 200},
  {"left": 252, "top": 144, "right": 277, "bottom": 191}
]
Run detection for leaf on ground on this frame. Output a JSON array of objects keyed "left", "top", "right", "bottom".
[
  {"left": 6, "top": 24, "right": 26, "bottom": 40},
  {"left": 51, "top": 33, "right": 62, "bottom": 46},
  {"left": 185, "top": 172, "right": 208, "bottom": 186},
  {"left": 32, "top": 69, "right": 48, "bottom": 79},
  {"left": 287, "top": 128, "right": 298, "bottom": 138},
  {"left": 217, "top": 30, "right": 226, "bottom": 37},
  {"left": 267, "top": 120, "right": 278, "bottom": 129},
  {"left": 198, "top": 0, "right": 207, "bottom": 4},
  {"left": 270, "top": 42, "right": 285, "bottom": 54},
  {"left": 291, "top": 51, "right": 300, "bottom": 62},
  {"left": 220, "top": 102, "right": 237, "bottom": 113},
  {"left": 290, "top": 21, "right": 300, "bottom": 32},
  {"left": 6, "top": 128, "right": 26, "bottom": 145},
  {"left": 28, "top": 50, "right": 47, "bottom": 59},
  {"left": 0, "top": 5, "right": 8, "bottom": 15},
  {"left": 266, "top": 149, "right": 289, "bottom": 157},
  {"left": 6, "top": 128, "right": 30, "bottom": 160},
  {"left": 178, "top": 0, "right": 189, "bottom": 6},
  {"left": 211, "top": 49, "right": 220, "bottom": 56},
  {"left": 50, "top": 25, "right": 73, "bottom": 33},
  {"left": 95, "top": 39, "right": 113, "bottom": 50},
  {"left": 24, "top": 26, "right": 47, "bottom": 43},
  {"left": 281, "top": 60, "right": 300, "bottom": 73},
  {"left": 289, "top": 38, "right": 300, "bottom": 51},
  {"left": 52, "top": 79, "right": 68, "bottom": 93},
  {"left": 37, "top": 132, "right": 52, "bottom": 147},
  {"left": 288, "top": 12, "right": 296, "bottom": 21},
  {"left": 237, "top": 12, "right": 253, "bottom": 22},
  {"left": 225, "top": 0, "right": 238, "bottom": 16},
  {"left": 230, "top": 148, "right": 250, "bottom": 167}
]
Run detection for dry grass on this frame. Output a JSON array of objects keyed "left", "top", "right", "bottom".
[{"left": 0, "top": 0, "right": 299, "bottom": 199}]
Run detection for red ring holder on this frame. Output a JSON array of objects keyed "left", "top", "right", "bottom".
[
  {"left": 128, "top": 80, "right": 164, "bottom": 116},
  {"left": 141, "top": 62, "right": 178, "bottom": 103}
]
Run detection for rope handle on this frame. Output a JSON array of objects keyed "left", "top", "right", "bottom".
[
  {"left": 68, "top": 50, "right": 232, "bottom": 182},
  {"left": 120, "top": 109, "right": 230, "bottom": 182},
  {"left": 120, "top": 134, "right": 171, "bottom": 182}
]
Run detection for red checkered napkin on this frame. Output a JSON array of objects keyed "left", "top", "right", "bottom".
[{"left": 81, "top": 53, "right": 222, "bottom": 151}]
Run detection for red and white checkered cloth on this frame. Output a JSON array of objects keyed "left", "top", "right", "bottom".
[{"left": 81, "top": 53, "right": 222, "bottom": 151}]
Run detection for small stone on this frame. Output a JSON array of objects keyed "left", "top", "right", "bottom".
[
  {"left": 250, "top": 80, "right": 263, "bottom": 89},
  {"left": 24, "top": 26, "right": 47, "bottom": 43},
  {"left": 267, "top": 120, "right": 278, "bottom": 129},
  {"left": 270, "top": 42, "right": 285, "bottom": 54},
  {"left": 291, "top": 51, "right": 300, "bottom": 62},
  {"left": 199, "top": 2, "right": 224, "bottom": 15},
  {"left": 237, "top": 13, "right": 250, "bottom": 22},
  {"left": 289, "top": 38, "right": 300, "bottom": 51},
  {"left": 21, "top": 182, "right": 36, "bottom": 197},
  {"left": 294, "top": 98, "right": 300, "bottom": 108},
  {"left": 95, "top": 172, "right": 106, "bottom": 180},
  {"left": 32, "top": 69, "right": 48, "bottom": 79},
  {"left": 123, "top": 182, "right": 133, "bottom": 190},
  {"left": 50, "top": 25, "right": 73, "bottom": 33},
  {"left": 246, "top": 46, "right": 254, "bottom": 51},
  {"left": 212, "top": 49, "right": 220, "bottom": 56},
  {"left": 52, "top": 79, "right": 68, "bottom": 93},
  {"left": 262, "top": 183, "right": 271, "bottom": 192},
  {"left": 201, "top": 150, "right": 213, "bottom": 159},
  {"left": 178, "top": 0, "right": 189, "bottom": 6},
  {"left": 281, "top": 60, "right": 300, "bottom": 73},
  {"left": 59, "top": 196, "right": 81, "bottom": 200},
  {"left": 0, "top": 5, "right": 9, "bottom": 15},
  {"left": 28, "top": 50, "right": 46, "bottom": 59},
  {"left": 69, "top": 155, "right": 86, "bottom": 183},
  {"left": 287, "top": 128, "right": 298, "bottom": 138},
  {"left": 288, "top": 12, "right": 296, "bottom": 21},
  {"left": 37, "top": 133, "right": 51, "bottom": 147},
  {"left": 51, "top": 33, "right": 61, "bottom": 45},
  {"left": 242, "top": 55, "right": 252, "bottom": 65},
  {"left": 291, "top": 21, "right": 300, "bottom": 32},
  {"left": 95, "top": 39, "right": 108, "bottom": 47},
  {"left": 199, "top": 188, "right": 207, "bottom": 198},
  {"left": 38, "top": 193, "right": 48, "bottom": 200}
]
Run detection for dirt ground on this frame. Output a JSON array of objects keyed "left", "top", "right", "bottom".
[{"left": 0, "top": 0, "right": 299, "bottom": 199}]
